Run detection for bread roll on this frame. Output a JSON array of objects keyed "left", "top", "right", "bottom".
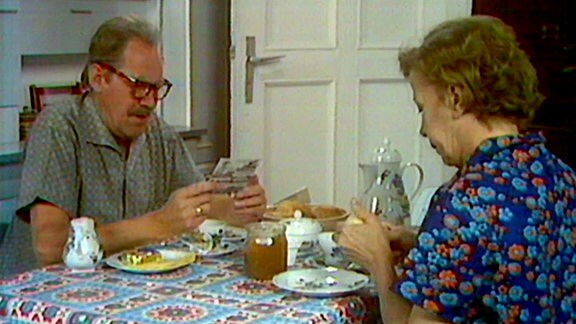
[
  {"left": 344, "top": 214, "right": 364, "bottom": 225},
  {"left": 265, "top": 209, "right": 293, "bottom": 218},
  {"left": 311, "top": 205, "right": 346, "bottom": 219},
  {"left": 276, "top": 200, "right": 313, "bottom": 217}
]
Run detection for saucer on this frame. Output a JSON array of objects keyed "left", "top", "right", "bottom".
[{"left": 272, "top": 267, "right": 369, "bottom": 297}]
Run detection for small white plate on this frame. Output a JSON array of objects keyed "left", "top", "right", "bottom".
[
  {"left": 105, "top": 248, "right": 197, "bottom": 274},
  {"left": 217, "top": 226, "right": 248, "bottom": 243},
  {"left": 198, "top": 242, "right": 241, "bottom": 257},
  {"left": 198, "top": 221, "right": 248, "bottom": 243},
  {"left": 272, "top": 267, "right": 369, "bottom": 297},
  {"left": 177, "top": 235, "right": 242, "bottom": 257}
]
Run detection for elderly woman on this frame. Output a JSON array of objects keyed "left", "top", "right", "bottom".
[{"left": 339, "top": 16, "right": 576, "bottom": 323}]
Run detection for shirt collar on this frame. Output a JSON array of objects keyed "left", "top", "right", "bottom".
[
  {"left": 79, "top": 96, "right": 151, "bottom": 153},
  {"left": 79, "top": 96, "right": 121, "bottom": 151}
]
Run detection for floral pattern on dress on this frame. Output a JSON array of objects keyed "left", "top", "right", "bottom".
[{"left": 394, "top": 132, "right": 576, "bottom": 323}]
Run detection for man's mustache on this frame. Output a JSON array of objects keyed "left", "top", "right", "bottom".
[{"left": 130, "top": 107, "right": 155, "bottom": 117}]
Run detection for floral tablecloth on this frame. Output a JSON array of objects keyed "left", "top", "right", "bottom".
[{"left": 0, "top": 251, "right": 379, "bottom": 323}]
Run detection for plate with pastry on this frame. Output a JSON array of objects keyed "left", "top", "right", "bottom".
[{"left": 105, "top": 247, "right": 197, "bottom": 274}]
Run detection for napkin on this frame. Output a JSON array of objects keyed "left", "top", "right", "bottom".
[{"left": 275, "top": 186, "right": 311, "bottom": 205}]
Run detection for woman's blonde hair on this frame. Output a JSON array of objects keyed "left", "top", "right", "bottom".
[{"left": 399, "top": 15, "right": 544, "bottom": 128}]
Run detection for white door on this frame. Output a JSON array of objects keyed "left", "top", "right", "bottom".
[{"left": 231, "top": 0, "right": 471, "bottom": 207}]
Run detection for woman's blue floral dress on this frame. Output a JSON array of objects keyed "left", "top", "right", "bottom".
[{"left": 393, "top": 133, "right": 576, "bottom": 323}]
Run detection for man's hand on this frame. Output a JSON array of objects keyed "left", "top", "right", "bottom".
[
  {"left": 157, "top": 181, "right": 217, "bottom": 235},
  {"left": 230, "top": 175, "right": 267, "bottom": 225}
]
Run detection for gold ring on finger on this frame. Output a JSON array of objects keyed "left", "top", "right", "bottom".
[{"left": 195, "top": 207, "right": 204, "bottom": 216}]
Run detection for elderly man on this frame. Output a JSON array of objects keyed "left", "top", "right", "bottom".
[{"left": 0, "top": 16, "right": 267, "bottom": 276}]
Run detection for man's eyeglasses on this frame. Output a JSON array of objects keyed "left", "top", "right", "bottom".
[{"left": 97, "top": 62, "right": 172, "bottom": 100}]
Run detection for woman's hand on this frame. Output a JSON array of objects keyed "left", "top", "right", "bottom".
[
  {"left": 338, "top": 200, "right": 395, "bottom": 273},
  {"left": 387, "top": 224, "right": 418, "bottom": 264}
]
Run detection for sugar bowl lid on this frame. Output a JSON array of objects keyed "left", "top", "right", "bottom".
[{"left": 282, "top": 210, "right": 322, "bottom": 235}]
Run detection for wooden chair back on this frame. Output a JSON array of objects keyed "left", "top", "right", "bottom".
[{"left": 29, "top": 83, "right": 83, "bottom": 112}]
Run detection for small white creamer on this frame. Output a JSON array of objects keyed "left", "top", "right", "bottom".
[{"left": 63, "top": 217, "right": 103, "bottom": 270}]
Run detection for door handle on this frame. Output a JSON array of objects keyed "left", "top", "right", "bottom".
[
  {"left": 248, "top": 55, "right": 285, "bottom": 65},
  {"left": 245, "top": 36, "right": 285, "bottom": 103}
]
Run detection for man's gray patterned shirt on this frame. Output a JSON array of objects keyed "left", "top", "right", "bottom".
[{"left": 1, "top": 96, "right": 203, "bottom": 276}]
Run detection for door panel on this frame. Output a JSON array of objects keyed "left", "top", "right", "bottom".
[
  {"left": 359, "top": 0, "right": 419, "bottom": 48},
  {"left": 266, "top": 0, "right": 336, "bottom": 49},
  {"left": 358, "top": 80, "right": 421, "bottom": 192},
  {"left": 264, "top": 81, "right": 335, "bottom": 203}
]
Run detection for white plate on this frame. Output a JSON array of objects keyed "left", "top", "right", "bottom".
[
  {"left": 272, "top": 267, "right": 369, "bottom": 297},
  {"left": 105, "top": 248, "right": 197, "bottom": 274}
]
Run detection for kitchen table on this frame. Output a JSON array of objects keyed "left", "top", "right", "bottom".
[{"left": 0, "top": 250, "right": 379, "bottom": 323}]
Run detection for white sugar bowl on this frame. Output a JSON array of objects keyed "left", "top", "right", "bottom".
[{"left": 281, "top": 211, "right": 322, "bottom": 266}]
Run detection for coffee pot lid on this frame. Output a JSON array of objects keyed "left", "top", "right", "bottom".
[{"left": 372, "top": 137, "right": 401, "bottom": 163}]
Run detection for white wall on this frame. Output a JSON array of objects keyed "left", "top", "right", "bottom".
[
  {"left": 17, "top": 1, "right": 225, "bottom": 167},
  {"left": 160, "top": 0, "right": 191, "bottom": 126},
  {"left": 18, "top": 1, "right": 162, "bottom": 111}
]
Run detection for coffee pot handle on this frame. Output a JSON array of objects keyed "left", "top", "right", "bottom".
[{"left": 402, "top": 162, "right": 424, "bottom": 201}]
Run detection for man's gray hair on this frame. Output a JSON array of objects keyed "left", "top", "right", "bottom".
[{"left": 80, "top": 15, "right": 161, "bottom": 90}]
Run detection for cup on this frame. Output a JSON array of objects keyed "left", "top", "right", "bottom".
[
  {"left": 317, "top": 231, "right": 347, "bottom": 267},
  {"left": 198, "top": 219, "right": 228, "bottom": 237},
  {"left": 244, "top": 221, "right": 287, "bottom": 280}
]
